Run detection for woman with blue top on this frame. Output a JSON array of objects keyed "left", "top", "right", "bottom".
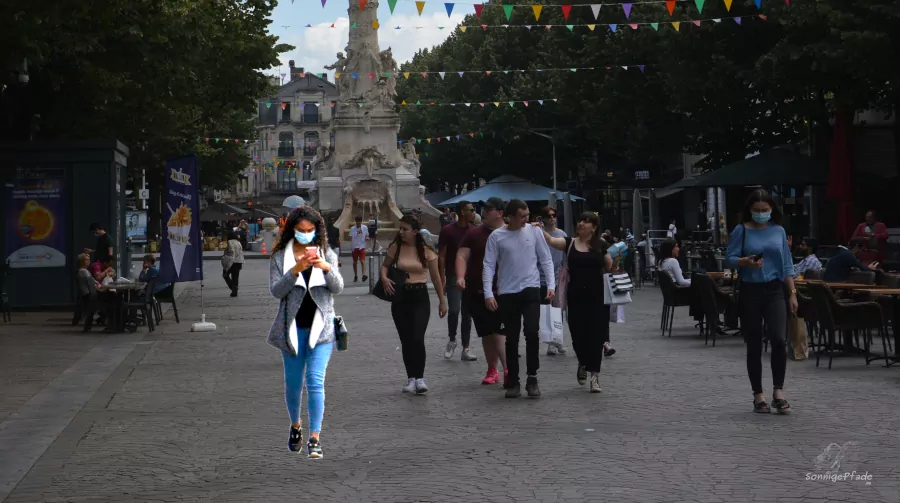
[
  {"left": 268, "top": 205, "right": 343, "bottom": 458},
  {"left": 725, "top": 189, "right": 797, "bottom": 415}
]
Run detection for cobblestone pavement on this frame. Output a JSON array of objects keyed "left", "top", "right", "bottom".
[{"left": 2, "top": 261, "right": 899, "bottom": 502}]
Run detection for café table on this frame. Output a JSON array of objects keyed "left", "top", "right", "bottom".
[
  {"left": 857, "top": 288, "right": 900, "bottom": 365},
  {"left": 795, "top": 281, "right": 888, "bottom": 291},
  {"left": 101, "top": 282, "right": 146, "bottom": 333}
]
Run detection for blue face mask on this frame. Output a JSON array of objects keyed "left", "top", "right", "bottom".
[
  {"left": 752, "top": 211, "right": 771, "bottom": 224},
  {"left": 296, "top": 230, "right": 316, "bottom": 245}
]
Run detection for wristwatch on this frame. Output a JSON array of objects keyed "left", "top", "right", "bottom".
[{"left": 789, "top": 288, "right": 797, "bottom": 296}]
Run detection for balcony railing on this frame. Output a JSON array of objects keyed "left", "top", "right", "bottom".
[{"left": 278, "top": 113, "right": 326, "bottom": 125}]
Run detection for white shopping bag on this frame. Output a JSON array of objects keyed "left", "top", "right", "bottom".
[
  {"left": 610, "top": 304, "right": 625, "bottom": 323},
  {"left": 603, "top": 273, "right": 634, "bottom": 305},
  {"left": 539, "top": 304, "right": 564, "bottom": 344}
]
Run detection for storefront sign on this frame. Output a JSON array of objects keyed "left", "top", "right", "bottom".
[{"left": 126, "top": 210, "right": 148, "bottom": 243}]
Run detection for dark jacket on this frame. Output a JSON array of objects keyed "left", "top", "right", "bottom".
[{"left": 822, "top": 247, "right": 869, "bottom": 282}]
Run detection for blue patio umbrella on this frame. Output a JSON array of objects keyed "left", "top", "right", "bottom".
[{"left": 438, "top": 175, "right": 583, "bottom": 207}]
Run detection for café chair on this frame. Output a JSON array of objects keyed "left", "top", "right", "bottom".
[
  {"left": 658, "top": 272, "right": 693, "bottom": 338},
  {"left": 806, "top": 282, "right": 889, "bottom": 369}
]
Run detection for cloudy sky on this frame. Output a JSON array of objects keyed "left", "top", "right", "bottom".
[{"left": 267, "top": 0, "right": 469, "bottom": 81}]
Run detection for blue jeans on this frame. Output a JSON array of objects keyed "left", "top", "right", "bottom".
[{"left": 281, "top": 329, "right": 333, "bottom": 433}]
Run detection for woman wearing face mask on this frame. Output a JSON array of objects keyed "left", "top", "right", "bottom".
[
  {"left": 725, "top": 189, "right": 797, "bottom": 415},
  {"left": 268, "top": 205, "right": 343, "bottom": 458},
  {"left": 382, "top": 215, "right": 447, "bottom": 394}
]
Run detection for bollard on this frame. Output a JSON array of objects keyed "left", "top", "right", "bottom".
[{"left": 367, "top": 251, "right": 384, "bottom": 293}]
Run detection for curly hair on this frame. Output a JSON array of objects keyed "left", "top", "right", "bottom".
[
  {"left": 390, "top": 214, "right": 428, "bottom": 268},
  {"left": 272, "top": 205, "right": 328, "bottom": 254}
]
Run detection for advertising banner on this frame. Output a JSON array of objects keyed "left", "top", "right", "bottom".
[
  {"left": 125, "top": 210, "right": 148, "bottom": 243},
  {"left": 4, "top": 166, "right": 68, "bottom": 269},
  {"left": 158, "top": 156, "right": 203, "bottom": 283}
]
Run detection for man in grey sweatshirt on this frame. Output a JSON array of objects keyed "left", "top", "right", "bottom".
[{"left": 482, "top": 199, "right": 555, "bottom": 398}]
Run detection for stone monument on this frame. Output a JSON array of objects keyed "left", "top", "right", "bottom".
[{"left": 314, "top": 0, "right": 440, "bottom": 236}]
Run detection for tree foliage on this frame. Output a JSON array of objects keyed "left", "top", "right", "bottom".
[
  {"left": 2, "top": 0, "right": 293, "bottom": 189},
  {"left": 398, "top": 0, "right": 900, "bottom": 186}
]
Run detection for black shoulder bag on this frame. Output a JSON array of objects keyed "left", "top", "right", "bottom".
[
  {"left": 373, "top": 244, "right": 408, "bottom": 302},
  {"left": 732, "top": 224, "right": 747, "bottom": 307}
]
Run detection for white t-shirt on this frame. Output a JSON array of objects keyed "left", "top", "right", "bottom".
[
  {"left": 482, "top": 225, "right": 555, "bottom": 299},
  {"left": 349, "top": 224, "right": 368, "bottom": 250},
  {"left": 667, "top": 224, "right": 677, "bottom": 238}
]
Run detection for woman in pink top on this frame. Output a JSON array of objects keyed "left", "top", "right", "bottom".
[{"left": 382, "top": 215, "right": 447, "bottom": 394}]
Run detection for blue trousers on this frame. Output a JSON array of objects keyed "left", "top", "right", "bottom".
[{"left": 281, "top": 330, "right": 333, "bottom": 433}]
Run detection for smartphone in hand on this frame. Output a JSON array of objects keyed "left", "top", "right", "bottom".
[
  {"left": 304, "top": 247, "right": 318, "bottom": 261},
  {"left": 752, "top": 254, "right": 763, "bottom": 262}
]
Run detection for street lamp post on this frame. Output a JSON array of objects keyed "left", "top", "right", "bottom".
[{"left": 529, "top": 130, "right": 557, "bottom": 193}]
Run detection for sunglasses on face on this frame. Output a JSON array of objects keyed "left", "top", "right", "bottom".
[{"left": 547, "top": 214, "right": 557, "bottom": 218}]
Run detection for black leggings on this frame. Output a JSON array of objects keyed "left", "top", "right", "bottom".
[
  {"left": 391, "top": 286, "right": 431, "bottom": 378},
  {"left": 223, "top": 263, "right": 242, "bottom": 291},
  {"left": 739, "top": 281, "right": 787, "bottom": 395},
  {"left": 567, "top": 292, "right": 609, "bottom": 373}
]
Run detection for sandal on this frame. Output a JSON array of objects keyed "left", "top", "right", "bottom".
[
  {"left": 771, "top": 398, "right": 791, "bottom": 414},
  {"left": 753, "top": 399, "right": 771, "bottom": 414},
  {"left": 603, "top": 344, "right": 616, "bottom": 357}
]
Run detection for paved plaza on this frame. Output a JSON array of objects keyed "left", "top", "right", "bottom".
[{"left": 1, "top": 260, "right": 899, "bottom": 502}]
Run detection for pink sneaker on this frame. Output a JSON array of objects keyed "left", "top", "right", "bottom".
[{"left": 481, "top": 368, "right": 499, "bottom": 385}]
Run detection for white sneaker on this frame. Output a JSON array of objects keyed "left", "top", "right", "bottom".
[
  {"left": 546, "top": 344, "right": 559, "bottom": 356},
  {"left": 461, "top": 348, "right": 478, "bottom": 361},
  {"left": 590, "top": 375, "right": 602, "bottom": 393},
  {"left": 402, "top": 378, "right": 416, "bottom": 393},
  {"left": 415, "top": 378, "right": 428, "bottom": 394},
  {"left": 554, "top": 342, "right": 568, "bottom": 355},
  {"left": 444, "top": 340, "right": 457, "bottom": 359}
]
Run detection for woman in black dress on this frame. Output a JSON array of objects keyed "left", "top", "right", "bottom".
[{"left": 539, "top": 212, "right": 613, "bottom": 393}]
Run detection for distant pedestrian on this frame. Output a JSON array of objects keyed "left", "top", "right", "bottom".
[
  {"left": 222, "top": 230, "right": 245, "bottom": 297},
  {"left": 267, "top": 205, "right": 344, "bottom": 458},
  {"left": 539, "top": 205, "right": 568, "bottom": 356},
  {"left": 349, "top": 216, "right": 368, "bottom": 282},
  {"left": 382, "top": 215, "right": 447, "bottom": 394}
]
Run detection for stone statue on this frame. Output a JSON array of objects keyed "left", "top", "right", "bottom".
[
  {"left": 312, "top": 144, "right": 335, "bottom": 173},
  {"left": 325, "top": 52, "right": 351, "bottom": 96},
  {"left": 401, "top": 138, "right": 417, "bottom": 161},
  {"left": 345, "top": 145, "right": 394, "bottom": 177},
  {"left": 379, "top": 47, "right": 398, "bottom": 98},
  {"left": 362, "top": 112, "right": 371, "bottom": 133}
]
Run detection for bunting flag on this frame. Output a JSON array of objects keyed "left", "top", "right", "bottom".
[
  {"left": 397, "top": 130, "right": 489, "bottom": 145},
  {"left": 199, "top": 138, "right": 260, "bottom": 144},
  {"left": 391, "top": 65, "right": 648, "bottom": 80},
  {"left": 399, "top": 98, "right": 560, "bottom": 107},
  {"left": 319, "top": 14, "right": 765, "bottom": 32},
  {"left": 373, "top": 18, "right": 380, "bottom": 28},
  {"left": 361, "top": 0, "right": 725, "bottom": 18}
]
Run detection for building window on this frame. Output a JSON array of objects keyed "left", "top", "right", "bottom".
[
  {"left": 281, "top": 103, "right": 292, "bottom": 122},
  {"left": 276, "top": 169, "right": 297, "bottom": 192},
  {"left": 303, "top": 132, "right": 319, "bottom": 156},
  {"left": 303, "top": 103, "right": 319, "bottom": 124},
  {"left": 278, "top": 132, "right": 295, "bottom": 157}
]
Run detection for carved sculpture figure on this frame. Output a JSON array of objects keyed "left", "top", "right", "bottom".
[
  {"left": 401, "top": 138, "right": 417, "bottom": 161},
  {"left": 363, "top": 112, "right": 371, "bottom": 134},
  {"left": 379, "top": 47, "right": 399, "bottom": 98},
  {"left": 325, "top": 52, "right": 351, "bottom": 96},
  {"left": 345, "top": 146, "right": 394, "bottom": 178},
  {"left": 312, "top": 144, "right": 335, "bottom": 173}
]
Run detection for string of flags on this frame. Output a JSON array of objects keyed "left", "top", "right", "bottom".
[
  {"left": 308, "top": 13, "right": 765, "bottom": 31},
  {"left": 329, "top": 65, "right": 646, "bottom": 82},
  {"left": 316, "top": 0, "right": 777, "bottom": 17},
  {"left": 399, "top": 131, "right": 490, "bottom": 144},
  {"left": 199, "top": 137, "right": 259, "bottom": 144},
  {"left": 400, "top": 98, "right": 559, "bottom": 107}
]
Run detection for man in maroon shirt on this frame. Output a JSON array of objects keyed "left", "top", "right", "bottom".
[
  {"left": 455, "top": 197, "right": 507, "bottom": 385},
  {"left": 439, "top": 200, "right": 477, "bottom": 361},
  {"left": 851, "top": 210, "right": 889, "bottom": 263}
]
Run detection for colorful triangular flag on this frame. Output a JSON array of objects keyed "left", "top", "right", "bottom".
[
  {"left": 622, "top": 3, "right": 632, "bottom": 19},
  {"left": 458, "top": 71, "right": 464, "bottom": 77},
  {"left": 694, "top": 0, "right": 705, "bottom": 14},
  {"left": 403, "top": 72, "right": 410, "bottom": 79},
  {"left": 566, "top": 24, "right": 574, "bottom": 31},
  {"left": 439, "top": 72, "right": 445, "bottom": 79},
  {"left": 672, "top": 21, "right": 680, "bottom": 31},
  {"left": 666, "top": 0, "right": 675, "bottom": 15},
  {"left": 445, "top": 3, "right": 453, "bottom": 16},
  {"left": 609, "top": 24, "right": 617, "bottom": 33},
  {"left": 474, "top": 3, "right": 484, "bottom": 18},
  {"left": 561, "top": 4, "right": 572, "bottom": 20},
  {"left": 460, "top": 26, "right": 467, "bottom": 32},
  {"left": 650, "top": 22, "right": 659, "bottom": 31},
  {"left": 538, "top": 99, "right": 544, "bottom": 105},
  {"left": 734, "top": 17, "right": 742, "bottom": 24},
  {"left": 590, "top": 4, "right": 601, "bottom": 19},
  {"left": 587, "top": 24, "right": 595, "bottom": 31},
  {"left": 373, "top": 19, "right": 379, "bottom": 28},
  {"left": 532, "top": 5, "right": 542, "bottom": 21},
  {"left": 503, "top": 4, "right": 513, "bottom": 20},
  {"left": 754, "top": 0, "right": 761, "bottom": 8},
  {"left": 388, "top": 0, "right": 397, "bottom": 13},
  {"left": 693, "top": 19, "right": 701, "bottom": 26},
  {"left": 351, "top": 22, "right": 357, "bottom": 28},
  {"left": 724, "top": 0, "right": 733, "bottom": 11},
  {"left": 415, "top": 1, "right": 425, "bottom": 16},
  {"left": 420, "top": 72, "right": 427, "bottom": 78},
  {"left": 360, "top": 0, "right": 367, "bottom": 9}
]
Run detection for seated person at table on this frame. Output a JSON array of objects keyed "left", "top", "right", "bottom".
[
  {"left": 89, "top": 259, "right": 115, "bottom": 284},
  {"left": 658, "top": 239, "right": 690, "bottom": 286},
  {"left": 823, "top": 238, "right": 879, "bottom": 282},
  {"left": 138, "top": 255, "right": 172, "bottom": 294},
  {"left": 76, "top": 254, "right": 115, "bottom": 325},
  {"left": 793, "top": 238, "right": 822, "bottom": 276}
]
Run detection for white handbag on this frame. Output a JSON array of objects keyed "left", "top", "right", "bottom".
[{"left": 603, "top": 272, "right": 634, "bottom": 305}]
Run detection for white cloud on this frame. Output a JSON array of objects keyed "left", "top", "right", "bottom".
[{"left": 270, "top": 13, "right": 464, "bottom": 81}]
